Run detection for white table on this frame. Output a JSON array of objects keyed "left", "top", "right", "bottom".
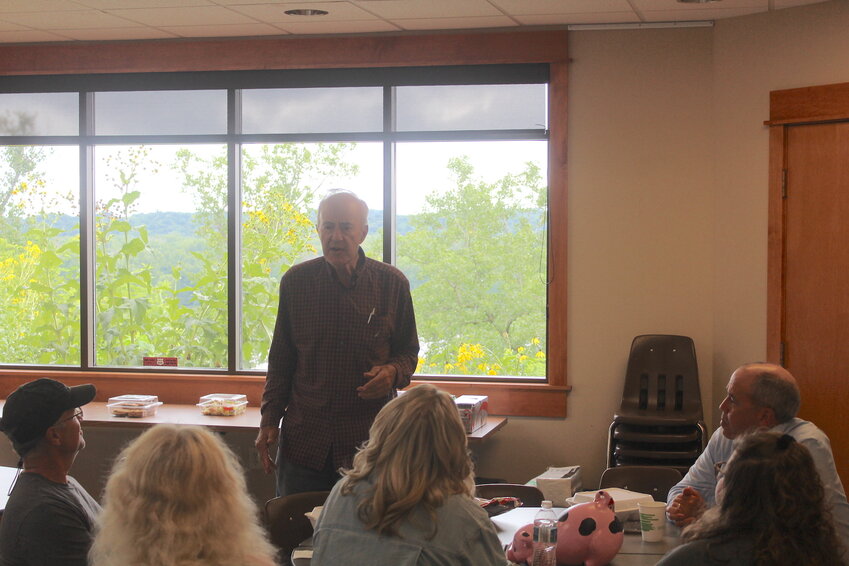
[{"left": 492, "top": 506, "right": 681, "bottom": 565}]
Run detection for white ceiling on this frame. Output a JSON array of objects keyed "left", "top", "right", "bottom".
[{"left": 0, "top": 0, "right": 828, "bottom": 44}]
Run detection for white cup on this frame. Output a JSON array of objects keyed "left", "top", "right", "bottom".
[{"left": 638, "top": 501, "right": 667, "bottom": 542}]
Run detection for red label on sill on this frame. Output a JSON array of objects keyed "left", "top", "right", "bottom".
[{"left": 142, "top": 356, "right": 178, "bottom": 367}]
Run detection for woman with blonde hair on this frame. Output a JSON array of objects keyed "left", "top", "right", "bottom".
[
  {"left": 312, "top": 383, "right": 506, "bottom": 565},
  {"left": 89, "top": 424, "right": 278, "bottom": 566},
  {"left": 658, "top": 430, "right": 844, "bottom": 566}
]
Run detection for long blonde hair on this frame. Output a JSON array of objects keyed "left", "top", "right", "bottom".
[
  {"left": 340, "top": 384, "right": 474, "bottom": 538},
  {"left": 89, "top": 424, "right": 277, "bottom": 566}
]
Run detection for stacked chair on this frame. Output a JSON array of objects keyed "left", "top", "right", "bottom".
[{"left": 607, "top": 334, "right": 707, "bottom": 476}]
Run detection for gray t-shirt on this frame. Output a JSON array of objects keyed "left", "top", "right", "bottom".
[
  {"left": 0, "top": 472, "right": 101, "bottom": 566},
  {"left": 313, "top": 478, "right": 507, "bottom": 566}
]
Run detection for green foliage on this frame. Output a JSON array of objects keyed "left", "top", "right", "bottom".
[
  {"left": 399, "top": 157, "right": 548, "bottom": 377},
  {"left": 1, "top": 141, "right": 547, "bottom": 377}
]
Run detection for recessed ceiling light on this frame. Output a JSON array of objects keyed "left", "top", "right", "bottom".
[{"left": 284, "top": 9, "right": 329, "bottom": 16}]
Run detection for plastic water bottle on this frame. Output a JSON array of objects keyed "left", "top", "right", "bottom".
[{"left": 532, "top": 500, "right": 558, "bottom": 566}]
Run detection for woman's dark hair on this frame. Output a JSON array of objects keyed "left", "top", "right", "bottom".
[{"left": 682, "top": 430, "right": 844, "bottom": 565}]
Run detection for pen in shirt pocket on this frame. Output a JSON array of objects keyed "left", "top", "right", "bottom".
[{"left": 367, "top": 307, "right": 375, "bottom": 325}]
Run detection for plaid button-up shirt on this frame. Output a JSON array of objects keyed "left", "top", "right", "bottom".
[{"left": 261, "top": 249, "right": 419, "bottom": 471}]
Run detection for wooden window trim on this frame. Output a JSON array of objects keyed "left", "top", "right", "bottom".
[{"left": 0, "top": 30, "right": 569, "bottom": 417}]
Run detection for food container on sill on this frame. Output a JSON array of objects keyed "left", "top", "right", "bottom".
[
  {"left": 197, "top": 394, "right": 248, "bottom": 416},
  {"left": 107, "top": 394, "right": 163, "bottom": 418}
]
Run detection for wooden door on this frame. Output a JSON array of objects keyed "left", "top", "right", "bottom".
[{"left": 781, "top": 121, "right": 849, "bottom": 483}]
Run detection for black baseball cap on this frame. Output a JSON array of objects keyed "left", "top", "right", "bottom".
[{"left": 0, "top": 379, "right": 96, "bottom": 456}]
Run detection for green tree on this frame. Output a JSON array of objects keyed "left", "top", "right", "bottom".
[
  {"left": 398, "top": 156, "right": 547, "bottom": 377},
  {"left": 174, "top": 143, "right": 359, "bottom": 369}
]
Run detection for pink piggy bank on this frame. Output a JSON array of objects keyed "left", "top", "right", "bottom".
[
  {"left": 505, "top": 524, "right": 534, "bottom": 564},
  {"left": 556, "top": 490, "right": 624, "bottom": 566}
]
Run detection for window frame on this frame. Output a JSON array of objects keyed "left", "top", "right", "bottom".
[{"left": 0, "top": 31, "right": 569, "bottom": 417}]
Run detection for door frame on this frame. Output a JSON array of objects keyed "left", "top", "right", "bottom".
[{"left": 766, "top": 81, "right": 849, "bottom": 361}]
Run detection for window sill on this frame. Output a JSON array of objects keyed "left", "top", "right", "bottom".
[{"left": 0, "top": 370, "right": 570, "bottom": 418}]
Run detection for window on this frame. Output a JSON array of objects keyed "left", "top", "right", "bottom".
[{"left": 0, "top": 31, "right": 569, "bottom": 416}]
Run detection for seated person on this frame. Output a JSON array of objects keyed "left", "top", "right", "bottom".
[
  {"left": 666, "top": 363, "right": 849, "bottom": 555},
  {"left": 312, "top": 384, "right": 507, "bottom": 566},
  {"left": 658, "top": 430, "right": 843, "bottom": 566},
  {"left": 89, "top": 424, "right": 277, "bottom": 566},
  {"left": 0, "top": 378, "right": 100, "bottom": 566}
]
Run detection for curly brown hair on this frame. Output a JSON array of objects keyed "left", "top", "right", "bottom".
[{"left": 682, "top": 430, "right": 844, "bottom": 565}]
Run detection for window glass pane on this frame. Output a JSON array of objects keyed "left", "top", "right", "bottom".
[
  {"left": 0, "top": 145, "right": 80, "bottom": 365},
  {"left": 93, "top": 144, "right": 227, "bottom": 368},
  {"left": 95, "top": 91, "right": 226, "bottom": 135},
  {"left": 395, "top": 84, "right": 547, "bottom": 131},
  {"left": 396, "top": 140, "right": 548, "bottom": 378},
  {"left": 240, "top": 142, "right": 382, "bottom": 370},
  {"left": 241, "top": 87, "right": 383, "bottom": 134},
  {"left": 0, "top": 93, "right": 78, "bottom": 136}
]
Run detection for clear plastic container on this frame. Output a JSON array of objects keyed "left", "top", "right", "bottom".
[
  {"left": 107, "top": 395, "right": 162, "bottom": 418},
  {"left": 197, "top": 394, "right": 248, "bottom": 416}
]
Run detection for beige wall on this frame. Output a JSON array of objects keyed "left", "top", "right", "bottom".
[
  {"left": 477, "top": 0, "right": 849, "bottom": 488},
  {"left": 711, "top": 0, "right": 849, "bottom": 425},
  {"left": 7, "top": 0, "right": 849, "bottom": 503},
  {"left": 474, "top": 26, "right": 716, "bottom": 487}
]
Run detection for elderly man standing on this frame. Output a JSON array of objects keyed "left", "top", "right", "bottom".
[
  {"left": 666, "top": 363, "right": 849, "bottom": 556},
  {"left": 255, "top": 190, "right": 419, "bottom": 496},
  {"left": 0, "top": 378, "right": 101, "bottom": 566}
]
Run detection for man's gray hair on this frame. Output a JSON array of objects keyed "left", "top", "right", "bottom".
[
  {"left": 318, "top": 189, "right": 369, "bottom": 225},
  {"left": 750, "top": 371, "right": 800, "bottom": 423}
]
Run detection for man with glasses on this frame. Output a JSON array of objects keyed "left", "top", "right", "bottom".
[
  {"left": 0, "top": 378, "right": 101, "bottom": 566},
  {"left": 665, "top": 363, "right": 849, "bottom": 559}
]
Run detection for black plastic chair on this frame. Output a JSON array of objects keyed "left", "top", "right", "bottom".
[
  {"left": 264, "top": 490, "right": 329, "bottom": 561},
  {"left": 475, "top": 483, "right": 544, "bottom": 506},
  {"left": 598, "top": 465, "right": 683, "bottom": 502},
  {"left": 615, "top": 334, "right": 703, "bottom": 425},
  {"left": 607, "top": 335, "right": 706, "bottom": 471}
]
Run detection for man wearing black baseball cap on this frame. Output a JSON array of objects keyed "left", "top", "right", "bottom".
[{"left": 0, "top": 378, "right": 101, "bottom": 566}]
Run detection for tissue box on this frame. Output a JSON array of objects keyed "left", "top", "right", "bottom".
[
  {"left": 454, "top": 395, "right": 488, "bottom": 433},
  {"left": 526, "top": 465, "right": 582, "bottom": 507}
]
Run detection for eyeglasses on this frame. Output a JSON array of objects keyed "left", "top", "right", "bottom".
[
  {"left": 714, "top": 460, "right": 727, "bottom": 480},
  {"left": 54, "top": 408, "right": 84, "bottom": 426}
]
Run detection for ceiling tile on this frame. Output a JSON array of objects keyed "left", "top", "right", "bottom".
[
  {"left": 640, "top": 7, "right": 764, "bottom": 20},
  {"left": 231, "top": 2, "right": 378, "bottom": 22},
  {"left": 516, "top": 11, "right": 640, "bottom": 25},
  {"left": 773, "top": 0, "right": 829, "bottom": 7},
  {"left": 58, "top": 26, "right": 179, "bottom": 40},
  {"left": 490, "top": 0, "right": 632, "bottom": 15},
  {"left": 0, "top": 20, "right": 29, "bottom": 31},
  {"left": 211, "top": 0, "right": 335, "bottom": 4},
  {"left": 276, "top": 18, "right": 399, "bottom": 33},
  {"left": 356, "top": 0, "right": 502, "bottom": 19},
  {"left": 162, "top": 22, "right": 287, "bottom": 36},
  {"left": 394, "top": 16, "right": 518, "bottom": 30},
  {"left": 1, "top": 10, "right": 142, "bottom": 29},
  {"left": 74, "top": 0, "right": 213, "bottom": 8},
  {"left": 0, "top": 0, "right": 87, "bottom": 13},
  {"left": 107, "top": 5, "right": 257, "bottom": 26},
  {"left": 631, "top": 0, "right": 766, "bottom": 10},
  {"left": 0, "top": 30, "right": 72, "bottom": 42}
]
